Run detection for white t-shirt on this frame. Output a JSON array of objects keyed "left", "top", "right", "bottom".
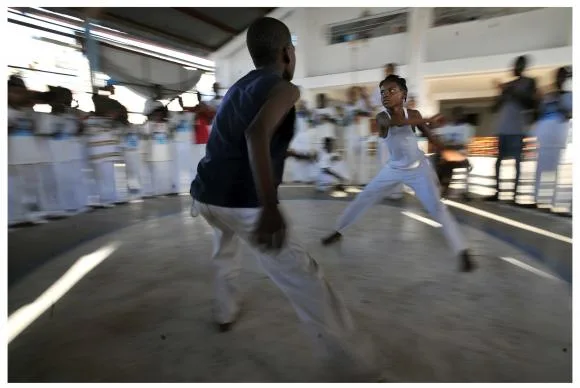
[{"left": 436, "top": 123, "right": 475, "bottom": 147}]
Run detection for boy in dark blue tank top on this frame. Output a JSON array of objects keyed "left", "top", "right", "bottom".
[{"left": 189, "top": 17, "right": 377, "bottom": 380}]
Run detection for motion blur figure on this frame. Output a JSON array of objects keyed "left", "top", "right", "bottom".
[
  {"left": 316, "top": 137, "right": 350, "bottom": 192},
  {"left": 286, "top": 100, "right": 317, "bottom": 183},
  {"left": 8, "top": 76, "right": 47, "bottom": 225},
  {"left": 533, "top": 66, "right": 572, "bottom": 208},
  {"left": 143, "top": 101, "right": 175, "bottom": 196},
  {"left": 489, "top": 55, "right": 538, "bottom": 202},
  {"left": 434, "top": 106, "right": 475, "bottom": 199}
]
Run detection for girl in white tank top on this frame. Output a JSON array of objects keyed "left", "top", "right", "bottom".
[{"left": 322, "top": 74, "right": 475, "bottom": 273}]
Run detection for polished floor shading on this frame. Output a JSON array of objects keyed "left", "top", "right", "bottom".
[{"left": 8, "top": 196, "right": 571, "bottom": 382}]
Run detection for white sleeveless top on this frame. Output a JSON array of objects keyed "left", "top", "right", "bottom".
[
  {"left": 143, "top": 121, "right": 172, "bottom": 162},
  {"left": 384, "top": 108, "right": 424, "bottom": 169},
  {"left": 171, "top": 111, "right": 194, "bottom": 143}
]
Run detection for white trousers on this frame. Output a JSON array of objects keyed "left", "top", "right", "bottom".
[
  {"left": 37, "top": 162, "right": 65, "bottom": 217},
  {"left": 173, "top": 142, "right": 193, "bottom": 193},
  {"left": 92, "top": 161, "right": 118, "bottom": 205},
  {"left": 195, "top": 201, "right": 373, "bottom": 366},
  {"left": 535, "top": 146, "right": 564, "bottom": 206},
  {"left": 149, "top": 161, "right": 174, "bottom": 196},
  {"left": 8, "top": 164, "right": 45, "bottom": 224},
  {"left": 376, "top": 140, "right": 404, "bottom": 198},
  {"left": 69, "top": 159, "right": 90, "bottom": 211},
  {"left": 124, "top": 151, "right": 143, "bottom": 193},
  {"left": 335, "top": 158, "right": 467, "bottom": 256},
  {"left": 53, "top": 160, "right": 79, "bottom": 212}
]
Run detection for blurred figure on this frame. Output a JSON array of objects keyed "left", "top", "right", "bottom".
[
  {"left": 8, "top": 76, "right": 47, "bottom": 225},
  {"left": 119, "top": 107, "right": 143, "bottom": 197},
  {"left": 434, "top": 106, "right": 475, "bottom": 199},
  {"left": 533, "top": 66, "right": 572, "bottom": 208},
  {"left": 343, "top": 87, "right": 370, "bottom": 185},
  {"left": 316, "top": 137, "right": 350, "bottom": 192},
  {"left": 44, "top": 86, "right": 86, "bottom": 215},
  {"left": 488, "top": 55, "right": 538, "bottom": 202},
  {"left": 313, "top": 93, "right": 338, "bottom": 146},
  {"left": 86, "top": 94, "right": 123, "bottom": 207},
  {"left": 143, "top": 100, "right": 175, "bottom": 196},
  {"left": 171, "top": 98, "right": 195, "bottom": 193},
  {"left": 287, "top": 100, "right": 317, "bottom": 183},
  {"left": 207, "top": 82, "right": 223, "bottom": 111},
  {"left": 187, "top": 92, "right": 214, "bottom": 182}
]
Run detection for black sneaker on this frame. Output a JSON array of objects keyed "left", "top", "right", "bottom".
[
  {"left": 322, "top": 231, "right": 342, "bottom": 246},
  {"left": 459, "top": 250, "right": 476, "bottom": 272}
]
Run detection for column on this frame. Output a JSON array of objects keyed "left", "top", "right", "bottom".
[{"left": 406, "top": 7, "right": 434, "bottom": 116}]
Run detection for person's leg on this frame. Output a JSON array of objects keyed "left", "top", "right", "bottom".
[
  {"left": 405, "top": 160, "right": 473, "bottom": 271},
  {"left": 196, "top": 202, "right": 243, "bottom": 329},
  {"left": 325, "top": 165, "right": 403, "bottom": 243},
  {"left": 512, "top": 135, "right": 524, "bottom": 201},
  {"left": 205, "top": 203, "right": 376, "bottom": 376},
  {"left": 550, "top": 147, "right": 565, "bottom": 208},
  {"left": 494, "top": 135, "right": 505, "bottom": 199}
]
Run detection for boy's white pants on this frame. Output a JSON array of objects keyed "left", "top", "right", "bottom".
[
  {"left": 335, "top": 158, "right": 467, "bottom": 256},
  {"left": 194, "top": 200, "right": 374, "bottom": 366}
]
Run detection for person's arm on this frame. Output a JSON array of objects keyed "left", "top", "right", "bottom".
[
  {"left": 287, "top": 149, "right": 315, "bottom": 161},
  {"left": 376, "top": 112, "right": 390, "bottom": 138},
  {"left": 245, "top": 80, "right": 300, "bottom": 208},
  {"left": 408, "top": 109, "right": 446, "bottom": 153}
]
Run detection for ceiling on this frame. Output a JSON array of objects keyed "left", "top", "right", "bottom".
[{"left": 39, "top": 7, "right": 276, "bottom": 58}]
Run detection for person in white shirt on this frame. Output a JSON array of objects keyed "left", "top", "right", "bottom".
[
  {"left": 434, "top": 106, "right": 475, "bottom": 199},
  {"left": 143, "top": 101, "right": 175, "bottom": 196},
  {"left": 312, "top": 93, "right": 338, "bottom": 147},
  {"left": 286, "top": 100, "right": 317, "bottom": 182},
  {"left": 85, "top": 95, "right": 123, "bottom": 207},
  {"left": 322, "top": 74, "right": 475, "bottom": 272},
  {"left": 8, "top": 76, "right": 48, "bottom": 225},
  {"left": 342, "top": 87, "right": 372, "bottom": 185},
  {"left": 370, "top": 64, "right": 405, "bottom": 199},
  {"left": 316, "top": 137, "right": 350, "bottom": 192},
  {"left": 207, "top": 82, "right": 223, "bottom": 112}
]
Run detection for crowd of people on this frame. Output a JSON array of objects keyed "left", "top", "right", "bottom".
[
  {"left": 7, "top": 52, "right": 572, "bottom": 229},
  {"left": 8, "top": 75, "right": 221, "bottom": 226}
]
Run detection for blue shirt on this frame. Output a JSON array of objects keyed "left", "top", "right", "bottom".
[{"left": 190, "top": 69, "right": 296, "bottom": 208}]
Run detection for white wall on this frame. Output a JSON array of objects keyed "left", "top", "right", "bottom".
[
  {"left": 426, "top": 8, "right": 571, "bottom": 62},
  {"left": 304, "top": 7, "right": 407, "bottom": 77}
]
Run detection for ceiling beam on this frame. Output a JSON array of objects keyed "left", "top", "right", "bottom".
[
  {"left": 173, "top": 8, "right": 239, "bottom": 35},
  {"left": 98, "top": 11, "right": 215, "bottom": 52}
]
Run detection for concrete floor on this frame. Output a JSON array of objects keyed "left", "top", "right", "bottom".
[{"left": 8, "top": 196, "right": 571, "bottom": 382}]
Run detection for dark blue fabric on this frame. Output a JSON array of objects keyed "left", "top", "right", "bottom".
[{"left": 190, "top": 69, "right": 296, "bottom": 208}]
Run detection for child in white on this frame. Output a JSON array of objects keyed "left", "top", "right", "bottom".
[
  {"left": 322, "top": 75, "right": 475, "bottom": 272},
  {"left": 316, "top": 137, "right": 350, "bottom": 192}
]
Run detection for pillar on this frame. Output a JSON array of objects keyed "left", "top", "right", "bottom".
[{"left": 406, "top": 7, "right": 434, "bottom": 116}]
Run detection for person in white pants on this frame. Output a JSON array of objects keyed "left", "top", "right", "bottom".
[
  {"left": 170, "top": 110, "right": 195, "bottom": 193},
  {"left": 322, "top": 74, "right": 475, "bottom": 273},
  {"left": 316, "top": 137, "right": 350, "bottom": 192},
  {"left": 189, "top": 17, "right": 378, "bottom": 380},
  {"left": 143, "top": 101, "right": 175, "bottom": 196},
  {"left": 8, "top": 77, "right": 48, "bottom": 225},
  {"left": 85, "top": 114, "right": 120, "bottom": 208},
  {"left": 534, "top": 66, "right": 572, "bottom": 208},
  {"left": 286, "top": 101, "right": 317, "bottom": 183}
]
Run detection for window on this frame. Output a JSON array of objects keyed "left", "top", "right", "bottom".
[
  {"left": 328, "top": 10, "right": 408, "bottom": 45},
  {"left": 433, "top": 7, "right": 543, "bottom": 27}
]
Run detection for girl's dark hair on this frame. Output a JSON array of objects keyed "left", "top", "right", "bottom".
[{"left": 379, "top": 74, "right": 408, "bottom": 100}]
